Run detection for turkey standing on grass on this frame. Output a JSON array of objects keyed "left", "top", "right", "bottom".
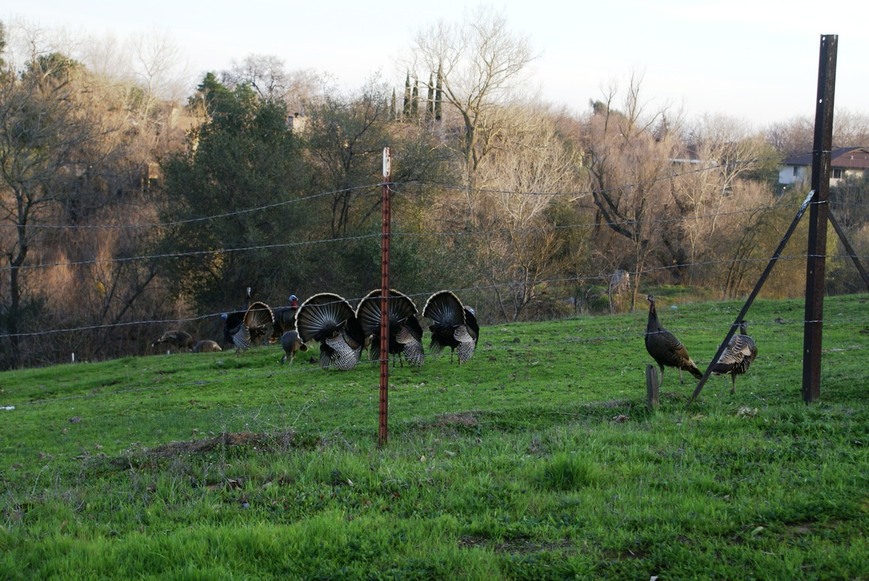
[
  {"left": 279, "top": 330, "right": 307, "bottom": 364},
  {"left": 222, "top": 301, "right": 275, "bottom": 354},
  {"left": 294, "top": 293, "right": 365, "bottom": 370},
  {"left": 271, "top": 294, "right": 300, "bottom": 342},
  {"left": 644, "top": 294, "right": 703, "bottom": 384},
  {"left": 355, "top": 289, "right": 425, "bottom": 367},
  {"left": 710, "top": 321, "right": 757, "bottom": 393},
  {"left": 422, "top": 290, "right": 479, "bottom": 364},
  {"left": 193, "top": 339, "right": 222, "bottom": 353},
  {"left": 150, "top": 330, "right": 195, "bottom": 353}
]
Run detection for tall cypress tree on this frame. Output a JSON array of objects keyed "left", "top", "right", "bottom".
[
  {"left": 426, "top": 73, "right": 434, "bottom": 121},
  {"left": 434, "top": 62, "right": 443, "bottom": 121},
  {"left": 402, "top": 72, "right": 411, "bottom": 119},
  {"left": 411, "top": 77, "right": 419, "bottom": 119}
]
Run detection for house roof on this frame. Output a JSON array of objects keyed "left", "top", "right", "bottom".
[{"left": 784, "top": 146, "right": 869, "bottom": 169}]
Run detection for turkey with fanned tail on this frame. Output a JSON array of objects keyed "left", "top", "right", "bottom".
[
  {"left": 295, "top": 292, "right": 365, "bottom": 370},
  {"left": 422, "top": 290, "right": 479, "bottom": 364},
  {"left": 222, "top": 301, "right": 275, "bottom": 354},
  {"left": 710, "top": 321, "right": 757, "bottom": 393},
  {"left": 355, "top": 289, "right": 424, "bottom": 367},
  {"left": 644, "top": 294, "right": 703, "bottom": 384}
]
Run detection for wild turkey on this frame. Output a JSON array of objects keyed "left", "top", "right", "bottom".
[
  {"left": 220, "top": 286, "right": 255, "bottom": 347},
  {"left": 422, "top": 290, "right": 479, "bottom": 364},
  {"left": 222, "top": 301, "right": 275, "bottom": 354},
  {"left": 150, "top": 330, "right": 195, "bottom": 353},
  {"left": 355, "top": 289, "right": 425, "bottom": 367},
  {"left": 193, "top": 339, "right": 222, "bottom": 353},
  {"left": 710, "top": 321, "right": 757, "bottom": 393},
  {"left": 644, "top": 294, "right": 703, "bottom": 384},
  {"left": 279, "top": 330, "right": 308, "bottom": 364},
  {"left": 271, "top": 294, "right": 300, "bottom": 342},
  {"left": 295, "top": 292, "right": 365, "bottom": 370}
]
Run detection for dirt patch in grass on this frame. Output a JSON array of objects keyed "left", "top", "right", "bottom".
[
  {"left": 92, "top": 431, "right": 323, "bottom": 473},
  {"left": 144, "top": 430, "right": 312, "bottom": 456},
  {"left": 433, "top": 412, "right": 480, "bottom": 429},
  {"left": 459, "top": 534, "right": 574, "bottom": 555}
]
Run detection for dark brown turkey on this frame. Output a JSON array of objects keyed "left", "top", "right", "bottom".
[
  {"left": 644, "top": 295, "right": 703, "bottom": 384},
  {"left": 355, "top": 289, "right": 424, "bottom": 367},
  {"left": 422, "top": 290, "right": 479, "bottom": 364},
  {"left": 150, "top": 330, "right": 195, "bottom": 353},
  {"left": 710, "top": 321, "right": 757, "bottom": 393},
  {"left": 295, "top": 292, "right": 365, "bottom": 370}
]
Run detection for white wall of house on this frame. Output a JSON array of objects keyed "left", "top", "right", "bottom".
[{"left": 779, "top": 165, "right": 808, "bottom": 185}]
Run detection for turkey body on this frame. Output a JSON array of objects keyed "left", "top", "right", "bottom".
[
  {"left": 271, "top": 303, "right": 298, "bottom": 342},
  {"left": 193, "top": 339, "right": 222, "bottom": 353},
  {"left": 356, "top": 289, "right": 424, "bottom": 367},
  {"left": 279, "top": 330, "right": 307, "bottom": 364},
  {"left": 710, "top": 321, "right": 757, "bottom": 393},
  {"left": 644, "top": 295, "right": 702, "bottom": 384},
  {"left": 223, "top": 301, "right": 275, "bottom": 354},
  {"left": 422, "top": 290, "right": 479, "bottom": 364},
  {"left": 151, "top": 330, "right": 195, "bottom": 352},
  {"left": 295, "top": 293, "right": 365, "bottom": 370}
]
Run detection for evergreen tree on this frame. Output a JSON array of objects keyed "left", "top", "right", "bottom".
[
  {"left": 403, "top": 72, "right": 411, "bottom": 119},
  {"left": 161, "top": 76, "right": 309, "bottom": 311},
  {"left": 435, "top": 62, "right": 443, "bottom": 121},
  {"left": 426, "top": 73, "right": 434, "bottom": 121},
  {"left": 411, "top": 77, "right": 419, "bottom": 119}
]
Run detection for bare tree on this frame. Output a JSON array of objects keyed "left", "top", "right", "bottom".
[
  {"left": 411, "top": 6, "right": 537, "bottom": 197},
  {"left": 668, "top": 114, "right": 777, "bottom": 285},
  {"left": 582, "top": 73, "right": 679, "bottom": 311},
  {"left": 474, "top": 105, "right": 582, "bottom": 320},
  {"left": 0, "top": 51, "right": 103, "bottom": 366}
]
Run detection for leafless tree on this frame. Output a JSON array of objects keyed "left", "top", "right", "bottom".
[
  {"left": 474, "top": 105, "right": 582, "bottom": 320},
  {"left": 410, "top": 5, "right": 537, "bottom": 198},
  {"left": 581, "top": 73, "right": 680, "bottom": 311}
]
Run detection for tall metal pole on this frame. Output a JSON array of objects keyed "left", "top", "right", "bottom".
[
  {"left": 379, "top": 147, "right": 392, "bottom": 446},
  {"left": 803, "top": 34, "right": 837, "bottom": 403}
]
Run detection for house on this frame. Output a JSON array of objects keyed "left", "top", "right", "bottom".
[{"left": 779, "top": 146, "right": 869, "bottom": 186}]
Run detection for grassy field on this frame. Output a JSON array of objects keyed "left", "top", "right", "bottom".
[{"left": 1, "top": 294, "right": 867, "bottom": 579}]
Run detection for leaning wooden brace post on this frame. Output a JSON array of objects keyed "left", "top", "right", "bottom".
[
  {"left": 803, "top": 34, "right": 837, "bottom": 403},
  {"left": 689, "top": 190, "right": 816, "bottom": 404},
  {"left": 379, "top": 147, "right": 392, "bottom": 447}
]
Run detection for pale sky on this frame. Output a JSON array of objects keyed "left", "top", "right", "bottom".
[{"left": 4, "top": 0, "right": 868, "bottom": 128}]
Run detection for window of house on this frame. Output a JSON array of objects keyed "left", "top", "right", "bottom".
[{"left": 832, "top": 168, "right": 843, "bottom": 179}]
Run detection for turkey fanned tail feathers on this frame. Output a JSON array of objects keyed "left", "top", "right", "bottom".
[
  {"left": 356, "top": 289, "right": 424, "bottom": 367},
  {"left": 295, "top": 293, "right": 364, "bottom": 370},
  {"left": 644, "top": 295, "right": 703, "bottom": 384},
  {"left": 227, "top": 301, "right": 274, "bottom": 354},
  {"left": 423, "top": 290, "right": 479, "bottom": 364},
  {"left": 711, "top": 321, "right": 757, "bottom": 393}
]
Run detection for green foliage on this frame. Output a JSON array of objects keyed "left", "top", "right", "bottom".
[
  {"left": 1, "top": 295, "right": 866, "bottom": 578},
  {"left": 160, "top": 75, "right": 311, "bottom": 310}
]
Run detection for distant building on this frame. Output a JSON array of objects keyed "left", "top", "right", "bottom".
[
  {"left": 779, "top": 146, "right": 869, "bottom": 186},
  {"left": 287, "top": 112, "right": 306, "bottom": 133}
]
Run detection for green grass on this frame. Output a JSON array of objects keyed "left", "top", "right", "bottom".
[{"left": 1, "top": 295, "right": 867, "bottom": 579}]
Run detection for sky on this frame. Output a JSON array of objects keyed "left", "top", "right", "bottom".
[{"left": 4, "top": 0, "right": 868, "bottom": 128}]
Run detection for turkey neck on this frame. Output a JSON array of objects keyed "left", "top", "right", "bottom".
[{"left": 646, "top": 302, "right": 662, "bottom": 334}]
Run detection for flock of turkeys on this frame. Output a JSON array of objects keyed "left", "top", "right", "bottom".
[{"left": 152, "top": 289, "right": 758, "bottom": 392}]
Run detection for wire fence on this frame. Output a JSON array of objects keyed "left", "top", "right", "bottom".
[{"left": 0, "top": 168, "right": 867, "bottom": 369}]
